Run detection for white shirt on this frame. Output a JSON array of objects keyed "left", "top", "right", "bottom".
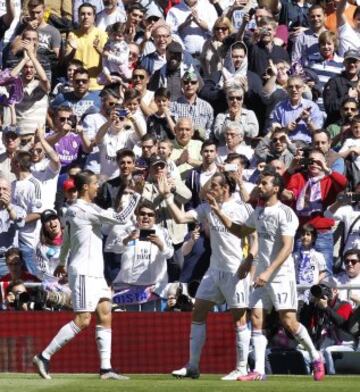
[
  {"left": 166, "top": 0, "right": 217, "bottom": 54},
  {"left": 99, "top": 128, "right": 138, "bottom": 181},
  {"left": 338, "top": 22, "right": 360, "bottom": 56},
  {"left": 60, "top": 195, "right": 140, "bottom": 278},
  {"left": 217, "top": 144, "right": 255, "bottom": 163},
  {"left": 188, "top": 198, "right": 253, "bottom": 273},
  {"left": 96, "top": 7, "right": 126, "bottom": 31},
  {"left": 11, "top": 174, "right": 43, "bottom": 247},
  {"left": 246, "top": 201, "right": 299, "bottom": 279},
  {"left": 112, "top": 224, "right": 173, "bottom": 288},
  {"left": 339, "top": 138, "right": 360, "bottom": 170},
  {"left": 325, "top": 204, "right": 360, "bottom": 253},
  {"left": 31, "top": 158, "right": 60, "bottom": 210},
  {"left": 335, "top": 271, "right": 360, "bottom": 307}
]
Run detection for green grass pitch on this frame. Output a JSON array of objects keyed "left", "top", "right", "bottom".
[{"left": 0, "top": 374, "right": 359, "bottom": 392}]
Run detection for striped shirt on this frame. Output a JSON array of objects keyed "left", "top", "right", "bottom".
[{"left": 170, "top": 96, "right": 214, "bottom": 139}]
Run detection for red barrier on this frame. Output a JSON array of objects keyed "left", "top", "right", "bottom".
[{"left": 0, "top": 312, "right": 236, "bottom": 373}]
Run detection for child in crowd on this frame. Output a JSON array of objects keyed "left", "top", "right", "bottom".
[
  {"left": 293, "top": 224, "right": 327, "bottom": 305},
  {"left": 158, "top": 138, "right": 180, "bottom": 180},
  {"left": 146, "top": 88, "right": 176, "bottom": 141},
  {"left": 98, "top": 22, "right": 132, "bottom": 85},
  {"left": 52, "top": 59, "right": 83, "bottom": 96}
]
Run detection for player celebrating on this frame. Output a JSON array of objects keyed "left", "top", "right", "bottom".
[
  {"left": 33, "top": 170, "right": 140, "bottom": 380},
  {"left": 158, "top": 172, "right": 257, "bottom": 380},
  {"left": 211, "top": 166, "right": 326, "bottom": 381}
]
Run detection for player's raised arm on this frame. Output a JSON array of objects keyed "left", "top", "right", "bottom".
[{"left": 207, "top": 193, "right": 255, "bottom": 238}]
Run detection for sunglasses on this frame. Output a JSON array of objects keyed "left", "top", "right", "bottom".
[
  {"left": 59, "top": 116, "right": 72, "bottom": 123},
  {"left": 228, "top": 96, "right": 243, "bottom": 101},
  {"left": 215, "top": 26, "right": 228, "bottom": 32},
  {"left": 343, "top": 107, "right": 358, "bottom": 111},
  {"left": 74, "top": 79, "right": 89, "bottom": 84},
  {"left": 272, "top": 137, "right": 285, "bottom": 143},
  {"left": 5, "top": 134, "right": 18, "bottom": 140},
  {"left": 133, "top": 74, "right": 145, "bottom": 80},
  {"left": 139, "top": 211, "right": 155, "bottom": 217},
  {"left": 344, "top": 258, "right": 359, "bottom": 266},
  {"left": 30, "top": 148, "right": 43, "bottom": 154},
  {"left": 183, "top": 80, "right": 197, "bottom": 85}
]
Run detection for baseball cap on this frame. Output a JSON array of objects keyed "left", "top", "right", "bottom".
[
  {"left": 63, "top": 178, "right": 76, "bottom": 192},
  {"left": 41, "top": 209, "right": 59, "bottom": 224},
  {"left": 150, "top": 155, "right": 166, "bottom": 167},
  {"left": 167, "top": 41, "right": 183, "bottom": 54},
  {"left": 344, "top": 49, "right": 360, "bottom": 61}
]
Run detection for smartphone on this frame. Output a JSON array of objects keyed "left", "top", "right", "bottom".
[
  {"left": 224, "top": 163, "right": 238, "bottom": 172},
  {"left": 115, "top": 106, "right": 128, "bottom": 118},
  {"left": 69, "top": 114, "right": 77, "bottom": 129},
  {"left": 139, "top": 229, "right": 156, "bottom": 241}
]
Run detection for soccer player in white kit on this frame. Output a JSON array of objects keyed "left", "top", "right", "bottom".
[
  {"left": 33, "top": 170, "right": 140, "bottom": 380},
  {"left": 158, "top": 171, "right": 257, "bottom": 380},
  {"left": 212, "top": 166, "right": 326, "bottom": 381}
]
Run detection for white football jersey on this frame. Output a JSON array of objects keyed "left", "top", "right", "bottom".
[
  {"left": 189, "top": 198, "right": 253, "bottom": 273},
  {"left": 60, "top": 195, "right": 140, "bottom": 278},
  {"left": 246, "top": 201, "right": 299, "bottom": 279}
]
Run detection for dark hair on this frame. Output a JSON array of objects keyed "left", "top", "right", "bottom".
[
  {"left": 74, "top": 170, "right": 96, "bottom": 193},
  {"left": 225, "top": 153, "right": 250, "bottom": 169},
  {"left": 343, "top": 248, "right": 360, "bottom": 261},
  {"left": 13, "top": 151, "right": 33, "bottom": 172},
  {"left": 312, "top": 129, "right": 331, "bottom": 141},
  {"left": 100, "top": 85, "right": 121, "bottom": 100},
  {"left": 212, "top": 171, "right": 236, "bottom": 194},
  {"left": 309, "top": 4, "right": 325, "bottom": 14},
  {"left": 231, "top": 42, "right": 246, "bottom": 52},
  {"left": 353, "top": 6, "right": 360, "bottom": 19},
  {"left": 201, "top": 138, "right": 218, "bottom": 152},
  {"left": 260, "top": 165, "right": 284, "bottom": 194},
  {"left": 127, "top": 3, "right": 146, "bottom": 14},
  {"left": 154, "top": 87, "right": 171, "bottom": 100},
  {"left": 124, "top": 88, "right": 141, "bottom": 102},
  {"left": 341, "top": 97, "right": 359, "bottom": 108},
  {"left": 28, "top": 0, "right": 44, "bottom": 8},
  {"left": 116, "top": 148, "right": 135, "bottom": 162},
  {"left": 107, "top": 21, "right": 126, "bottom": 35},
  {"left": 5, "top": 247, "right": 22, "bottom": 260},
  {"left": 78, "top": 2, "right": 96, "bottom": 15},
  {"left": 56, "top": 105, "right": 73, "bottom": 115},
  {"left": 7, "top": 279, "right": 25, "bottom": 295},
  {"left": 136, "top": 200, "right": 157, "bottom": 215},
  {"left": 73, "top": 68, "right": 89, "bottom": 78},
  {"left": 350, "top": 114, "right": 360, "bottom": 127},
  {"left": 299, "top": 223, "right": 318, "bottom": 243},
  {"left": 68, "top": 59, "right": 84, "bottom": 68},
  {"left": 141, "top": 134, "right": 157, "bottom": 144}
]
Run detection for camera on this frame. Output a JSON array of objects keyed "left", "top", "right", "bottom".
[
  {"left": 310, "top": 284, "right": 333, "bottom": 300},
  {"left": 13, "top": 291, "right": 45, "bottom": 311},
  {"left": 115, "top": 106, "right": 128, "bottom": 118},
  {"left": 68, "top": 115, "right": 77, "bottom": 129},
  {"left": 224, "top": 163, "right": 238, "bottom": 172},
  {"left": 248, "top": 7, "right": 256, "bottom": 17}
]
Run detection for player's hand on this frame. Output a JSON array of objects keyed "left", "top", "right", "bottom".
[
  {"left": 147, "top": 234, "right": 164, "bottom": 251},
  {"left": 254, "top": 270, "right": 271, "bottom": 288}
]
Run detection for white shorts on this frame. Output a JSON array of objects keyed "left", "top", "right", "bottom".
[
  {"left": 249, "top": 276, "right": 297, "bottom": 311},
  {"left": 69, "top": 274, "right": 111, "bottom": 312},
  {"left": 196, "top": 269, "right": 249, "bottom": 308}
]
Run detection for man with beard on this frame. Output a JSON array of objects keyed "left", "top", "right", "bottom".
[
  {"left": 212, "top": 165, "right": 326, "bottom": 381},
  {"left": 158, "top": 171, "right": 256, "bottom": 380}
]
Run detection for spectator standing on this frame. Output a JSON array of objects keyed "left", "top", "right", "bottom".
[
  {"left": 336, "top": 0, "right": 360, "bottom": 56},
  {"left": 96, "top": 0, "right": 126, "bottom": 31}
]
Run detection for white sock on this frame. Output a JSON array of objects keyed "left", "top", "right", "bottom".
[
  {"left": 96, "top": 325, "right": 112, "bottom": 370},
  {"left": 252, "top": 330, "right": 268, "bottom": 375},
  {"left": 235, "top": 325, "right": 251, "bottom": 372},
  {"left": 42, "top": 321, "right": 81, "bottom": 360},
  {"left": 294, "top": 324, "right": 320, "bottom": 361},
  {"left": 189, "top": 322, "right": 206, "bottom": 370}
]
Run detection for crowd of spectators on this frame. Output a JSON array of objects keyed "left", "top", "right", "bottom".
[{"left": 0, "top": 0, "right": 360, "bottom": 376}]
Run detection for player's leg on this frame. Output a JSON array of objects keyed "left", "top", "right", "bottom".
[
  {"left": 221, "top": 272, "right": 250, "bottom": 380},
  {"left": 33, "top": 274, "right": 91, "bottom": 379},
  {"left": 33, "top": 311, "right": 89, "bottom": 379},
  {"left": 173, "top": 270, "right": 222, "bottom": 378},
  {"left": 238, "top": 286, "right": 270, "bottom": 381},
  {"left": 172, "top": 298, "right": 214, "bottom": 378}
]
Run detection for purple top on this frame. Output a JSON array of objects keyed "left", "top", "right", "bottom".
[{"left": 54, "top": 132, "right": 82, "bottom": 167}]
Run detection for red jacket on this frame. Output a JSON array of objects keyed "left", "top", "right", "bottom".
[{"left": 286, "top": 171, "right": 347, "bottom": 229}]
